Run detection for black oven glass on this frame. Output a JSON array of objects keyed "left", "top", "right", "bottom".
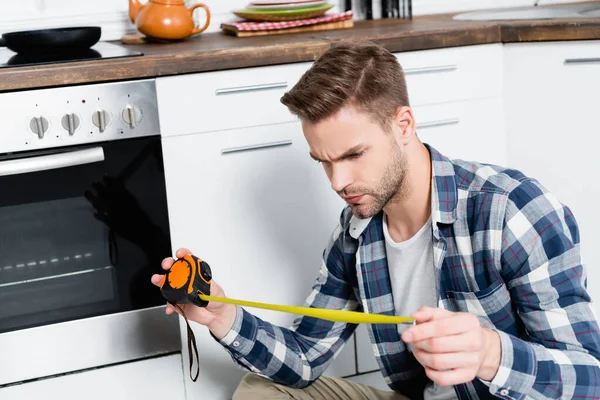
[{"left": 0, "top": 136, "right": 171, "bottom": 333}]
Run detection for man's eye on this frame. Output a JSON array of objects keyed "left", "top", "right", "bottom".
[{"left": 349, "top": 152, "right": 363, "bottom": 159}]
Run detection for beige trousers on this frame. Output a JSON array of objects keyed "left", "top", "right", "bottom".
[{"left": 232, "top": 373, "right": 410, "bottom": 400}]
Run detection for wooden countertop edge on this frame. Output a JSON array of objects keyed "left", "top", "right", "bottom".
[
  {"left": 2, "top": 16, "right": 600, "bottom": 92},
  {"left": 0, "top": 41, "right": 331, "bottom": 92}
]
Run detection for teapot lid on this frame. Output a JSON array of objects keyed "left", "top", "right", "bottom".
[{"left": 152, "top": 0, "right": 186, "bottom": 4}]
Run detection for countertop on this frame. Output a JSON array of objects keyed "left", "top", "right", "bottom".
[{"left": 2, "top": 5, "right": 600, "bottom": 92}]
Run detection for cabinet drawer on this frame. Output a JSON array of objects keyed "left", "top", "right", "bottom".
[
  {"left": 0, "top": 354, "right": 184, "bottom": 400},
  {"left": 397, "top": 44, "right": 503, "bottom": 107},
  {"left": 412, "top": 97, "right": 506, "bottom": 167},
  {"left": 157, "top": 62, "right": 312, "bottom": 137}
]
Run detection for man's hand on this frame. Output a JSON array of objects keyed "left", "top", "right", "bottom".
[
  {"left": 401, "top": 307, "right": 501, "bottom": 386},
  {"left": 151, "top": 247, "right": 238, "bottom": 340}
]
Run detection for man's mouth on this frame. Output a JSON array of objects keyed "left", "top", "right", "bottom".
[{"left": 344, "top": 195, "right": 364, "bottom": 204}]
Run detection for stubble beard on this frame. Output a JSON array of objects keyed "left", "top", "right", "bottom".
[{"left": 349, "top": 146, "right": 409, "bottom": 219}]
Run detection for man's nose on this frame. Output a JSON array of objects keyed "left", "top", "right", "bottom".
[{"left": 330, "top": 164, "right": 351, "bottom": 194}]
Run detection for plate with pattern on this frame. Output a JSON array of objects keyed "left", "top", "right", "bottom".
[
  {"left": 246, "top": 1, "right": 328, "bottom": 10},
  {"left": 250, "top": 0, "right": 323, "bottom": 5},
  {"left": 233, "top": 3, "right": 333, "bottom": 21}
]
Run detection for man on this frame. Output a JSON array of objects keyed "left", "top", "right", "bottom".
[{"left": 151, "top": 42, "right": 600, "bottom": 399}]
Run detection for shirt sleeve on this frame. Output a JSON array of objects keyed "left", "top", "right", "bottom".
[
  {"left": 214, "top": 213, "right": 360, "bottom": 388},
  {"left": 490, "top": 178, "right": 600, "bottom": 399}
]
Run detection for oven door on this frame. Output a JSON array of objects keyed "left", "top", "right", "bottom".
[{"left": 0, "top": 136, "right": 180, "bottom": 386}]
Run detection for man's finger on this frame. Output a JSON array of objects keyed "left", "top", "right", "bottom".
[
  {"left": 413, "top": 348, "right": 480, "bottom": 371},
  {"left": 175, "top": 248, "right": 193, "bottom": 258},
  {"left": 150, "top": 274, "right": 164, "bottom": 287},
  {"left": 409, "top": 331, "right": 481, "bottom": 353},
  {"left": 161, "top": 257, "right": 174, "bottom": 270},
  {"left": 412, "top": 306, "right": 455, "bottom": 323},
  {"left": 402, "top": 313, "right": 479, "bottom": 343},
  {"left": 425, "top": 366, "right": 476, "bottom": 387}
]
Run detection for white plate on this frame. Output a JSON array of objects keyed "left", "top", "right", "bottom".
[
  {"left": 246, "top": 1, "right": 327, "bottom": 9},
  {"left": 250, "top": 0, "right": 323, "bottom": 5}
]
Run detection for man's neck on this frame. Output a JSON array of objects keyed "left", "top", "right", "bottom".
[{"left": 384, "top": 143, "right": 432, "bottom": 243}]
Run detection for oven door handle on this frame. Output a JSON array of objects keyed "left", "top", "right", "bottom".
[{"left": 0, "top": 147, "right": 105, "bottom": 176}]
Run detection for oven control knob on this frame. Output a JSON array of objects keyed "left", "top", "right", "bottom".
[
  {"left": 30, "top": 116, "right": 49, "bottom": 139},
  {"left": 122, "top": 105, "right": 143, "bottom": 129},
  {"left": 61, "top": 113, "right": 81, "bottom": 136},
  {"left": 92, "top": 110, "right": 111, "bottom": 133}
]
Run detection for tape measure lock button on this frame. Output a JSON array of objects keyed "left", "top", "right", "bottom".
[{"left": 200, "top": 260, "right": 212, "bottom": 282}]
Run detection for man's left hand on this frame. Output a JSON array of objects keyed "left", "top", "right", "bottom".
[{"left": 401, "top": 307, "right": 501, "bottom": 386}]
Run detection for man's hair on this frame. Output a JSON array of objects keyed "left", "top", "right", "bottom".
[{"left": 280, "top": 42, "right": 410, "bottom": 130}]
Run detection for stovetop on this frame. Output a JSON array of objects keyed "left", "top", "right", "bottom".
[{"left": 0, "top": 42, "right": 143, "bottom": 69}]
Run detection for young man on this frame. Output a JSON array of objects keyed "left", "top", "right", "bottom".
[{"left": 152, "top": 42, "right": 600, "bottom": 399}]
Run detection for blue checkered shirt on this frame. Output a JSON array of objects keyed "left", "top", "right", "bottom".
[{"left": 217, "top": 145, "right": 600, "bottom": 399}]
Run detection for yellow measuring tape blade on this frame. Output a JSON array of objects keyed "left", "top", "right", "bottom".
[{"left": 198, "top": 294, "right": 414, "bottom": 325}]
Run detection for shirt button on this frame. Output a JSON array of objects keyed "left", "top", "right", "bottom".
[
  {"left": 500, "top": 389, "right": 509, "bottom": 396},
  {"left": 233, "top": 341, "right": 240, "bottom": 347}
]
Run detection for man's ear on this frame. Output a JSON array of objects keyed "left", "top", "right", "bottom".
[{"left": 392, "top": 106, "right": 416, "bottom": 145}]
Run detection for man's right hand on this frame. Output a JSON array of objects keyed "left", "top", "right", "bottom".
[{"left": 150, "top": 247, "right": 238, "bottom": 340}]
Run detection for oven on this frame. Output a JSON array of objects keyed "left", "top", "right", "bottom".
[{"left": 0, "top": 78, "right": 180, "bottom": 386}]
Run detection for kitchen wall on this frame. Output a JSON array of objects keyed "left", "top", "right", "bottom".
[{"left": 0, "top": 0, "right": 582, "bottom": 41}]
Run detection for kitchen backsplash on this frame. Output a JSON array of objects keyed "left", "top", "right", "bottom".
[{"left": 0, "top": 0, "right": 583, "bottom": 40}]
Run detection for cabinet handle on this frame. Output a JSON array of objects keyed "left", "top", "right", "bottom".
[
  {"left": 417, "top": 118, "right": 460, "bottom": 129},
  {"left": 215, "top": 82, "right": 288, "bottom": 96},
  {"left": 564, "top": 58, "right": 600, "bottom": 65},
  {"left": 404, "top": 65, "right": 458, "bottom": 75},
  {"left": 221, "top": 140, "right": 292, "bottom": 155}
]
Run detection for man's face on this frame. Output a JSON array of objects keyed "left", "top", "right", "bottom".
[{"left": 303, "top": 106, "right": 408, "bottom": 219}]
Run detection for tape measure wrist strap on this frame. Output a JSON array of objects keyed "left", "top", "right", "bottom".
[{"left": 175, "top": 304, "right": 200, "bottom": 382}]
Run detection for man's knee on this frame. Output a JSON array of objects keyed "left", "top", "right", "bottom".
[{"left": 232, "top": 373, "right": 281, "bottom": 400}]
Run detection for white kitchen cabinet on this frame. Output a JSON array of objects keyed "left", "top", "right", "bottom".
[
  {"left": 0, "top": 354, "right": 185, "bottom": 400},
  {"left": 412, "top": 96, "right": 506, "bottom": 167},
  {"left": 504, "top": 41, "right": 600, "bottom": 315},
  {"left": 355, "top": 324, "right": 379, "bottom": 374},
  {"left": 161, "top": 121, "right": 354, "bottom": 399},
  {"left": 397, "top": 43, "right": 504, "bottom": 108},
  {"left": 157, "top": 62, "right": 312, "bottom": 137}
]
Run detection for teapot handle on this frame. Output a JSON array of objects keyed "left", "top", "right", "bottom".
[{"left": 190, "top": 3, "right": 211, "bottom": 35}]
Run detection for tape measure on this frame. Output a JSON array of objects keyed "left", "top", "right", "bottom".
[{"left": 159, "top": 254, "right": 415, "bottom": 381}]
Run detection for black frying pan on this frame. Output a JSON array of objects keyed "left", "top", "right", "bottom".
[{"left": 0, "top": 27, "right": 101, "bottom": 55}]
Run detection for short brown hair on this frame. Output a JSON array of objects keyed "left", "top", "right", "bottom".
[{"left": 280, "top": 42, "right": 410, "bottom": 129}]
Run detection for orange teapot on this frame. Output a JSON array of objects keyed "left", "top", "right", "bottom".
[{"left": 129, "top": 0, "right": 211, "bottom": 40}]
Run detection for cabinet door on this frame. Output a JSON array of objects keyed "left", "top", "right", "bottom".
[
  {"left": 355, "top": 323, "right": 379, "bottom": 373},
  {"left": 346, "top": 370, "right": 391, "bottom": 392},
  {"left": 505, "top": 41, "right": 600, "bottom": 315},
  {"left": 0, "top": 354, "right": 185, "bottom": 400},
  {"left": 412, "top": 97, "right": 506, "bottom": 167},
  {"left": 162, "top": 122, "right": 354, "bottom": 399}
]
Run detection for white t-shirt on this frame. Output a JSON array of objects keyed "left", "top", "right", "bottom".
[{"left": 383, "top": 214, "right": 457, "bottom": 400}]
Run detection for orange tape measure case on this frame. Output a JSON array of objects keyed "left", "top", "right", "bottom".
[{"left": 159, "top": 254, "right": 212, "bottom": 307}]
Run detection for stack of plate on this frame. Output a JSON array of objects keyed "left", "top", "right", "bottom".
[{"left": 233, "top": 0, "right": 334, "bottom": 22}]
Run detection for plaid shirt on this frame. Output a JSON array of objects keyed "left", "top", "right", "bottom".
[{"left": 218, "top": 145, "right": 600, "bottom": 399}]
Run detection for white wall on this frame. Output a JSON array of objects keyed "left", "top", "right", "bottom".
[{"left": 0, "top": 0, "right": 583, "bottom": 41}]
